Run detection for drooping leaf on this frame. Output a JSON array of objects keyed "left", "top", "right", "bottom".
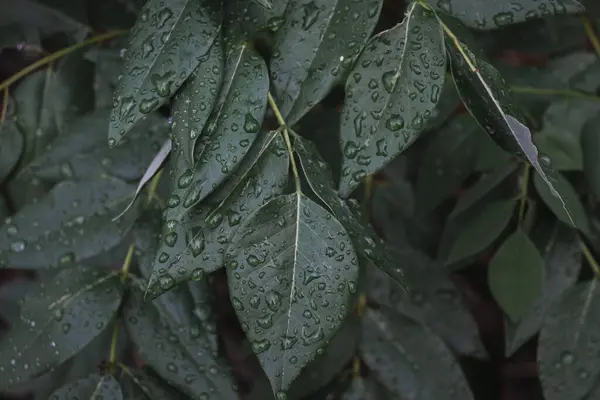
[
  {"left": 445, "top": 199, "right": 516, "bottom": 267},
  {"left": 0, "top": 120, "right": 24, "bottom": 184},
  {"left": 505, "top": 224, "right": 581, "bottom": 356},
  {"left": 108, "top": 0, "right": 222, "bottom": 145},
  {"left": 339, "top": 2, "right": 446, "bottom": 197},
  {"left": 533, "top": 171, "right": 590, "bottom": 236},
  {"left": 146, "top": 132, "right": 288, "bottom": 299},
  {"left": 447, "top": 39, "right": 574, "bottom": 225},
  {"left": 118, "top": 366, "right": 182, "bottom": 400},
  {"left": 360, "top": 307, "right": 475, "bottom": 399},
  {"left": 124, "top": 290, "right": 237, "bottom": 400},
  {"left": 48, "top": 374, "right": 123, "bottom": 400},
  {"left": 0, "top": 177, "right": 137, "bottom": 269},
  {"left": 270, "top": 0, "right": 383, "bottom": 125},
  {"left": 538, "top": 280, "right": 600, "bottom": 400},
  {"left": 582, "top": 113, "right": 600, "bottom": 200},
  {"left": 0, "top": 268, "right": 122, "bottom": 389},
  {"left": 488, "top": 229, "right": 545, "bottom": 322},
  {"left": 427, "top": 0, "right": 585, "bottom": 30},
  {"left": 225, "top": 193, "right": 359, "bottom": 395}
]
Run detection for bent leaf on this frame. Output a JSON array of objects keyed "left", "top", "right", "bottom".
[
  {"left": 225, "top": 193, "right": 359, "bottom": 395},
  {"left": 108, "top": 0, "right": 222, "bottom": 145},
  {"left": 339, "top": 2, "right": 446, "bottom": 197},
  {"left": 49, "top": 374, "right": 123, "bottom": 400}
]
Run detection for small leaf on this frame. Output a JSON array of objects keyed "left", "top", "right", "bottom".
[
  {"left": 0, "top": 178, "right": 138, "bottom": 269},
  {"left": 108, "top": 0, "right": 222, "bottom": 144},
  {"left": 119, "top": 366, "right": 181, "bottom": 400},
  {"left": 270, "top": 0, "right": 383, "bottom": 124},
  {"left": 360, "top": 307, "right": 475, "bottom": 399},
  {"left": 488, "top": 229, "right": 545, "bottom": 322},
  {"left": 533, "top": 171, "right": 589, "bottom": 235},
  {"left": 225, "top": 193, "right": 359, "bottom": 395},
  {"left": 124, "top": 290, "right": 237, "bottom": 400},
  {"left": 448, "top": 40, "right": 574, "bottom": 225},
  {"left": 0, "top": 120, "right": 24, "bottom": 184},
  {"left": 49, "top": 374, "right": 123, "bottom": 400},
  {"left": 339, "top": 2, "right": 446, "bottom": 197},
  {"left": 538, "top": 281, "right": 600, "bottom": 400},
  {"left": 427, "top": 0, "right": 585, "bottom": 30},
  {"left": 0, "top": 268, "right": 122, "bottom": 389},
  {"left": 146, "top": 132, "right": 288, "bottom": 299},
  {"left": 505, "top": 224, "right": 582, "bottom": 356},
  {"left": 445, "top": 199, "right": 516, "bottom": 267},
  {"left": 582, "top": 113, "right": 600, "bottom": 200}
]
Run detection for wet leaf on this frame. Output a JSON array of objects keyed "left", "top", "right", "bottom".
[
  {"left": 448, "top": 40, "right": 574, "bottom": 225},
  {"left": 339, "top": 2, "right": 446, "bottom": 197},
  {"left": 108, "top": 0, "right": 222, "bottom": 145},
  {"left": 224, "top": 0, "right": 289, "bottom": 43},
  {"left": 538, "top": 280, "right": 600, "bottom": 400},
  {"left": 534, "top": 131, "right": 582, "bottom": 171},
  {"left": 225, "top": 193, "right": 359, "bottom": 395},
  {"left": 427, "top": 0, "right": 585, "bottom": 30},
  {"left": 582, "top": 113, "right": 600, "bottom": 200},
  {"left": 49, "top": 374, "right": 123, "bottom": 400},
  {"left": 488, "top": 229, "right": 545, "bottom": 322},
  {"left": 360, "top": 307, "right": 475, "bottom": 399},
  {"left": 146, "top": 132, "right": 288, "bottom": 299},
  {"left": 445, "top": 199, "right": 516, "bottom": 267},
  {"left": 505, "top": 224, "right": 581, "bottom": 356},
  {"left": 270, "top": 0, "right": 383, "bottom": 125},
  {"left": 0, "top": 120, "right": 24, "bottom": 184},
  {"left": 0, "top": 268, "right": 122, "bottom": 389},
  {"left": 119, "top": 366, "right": 181, "bottom": 400},
  {"left": 124, "top": 290, "right": 237, "bottom": 400},
  {"left": 0, "top": 177, "right": 137, "bottom": 269},
  {"left": 251, "top": 0, "right": 273, "bottom": 9}
]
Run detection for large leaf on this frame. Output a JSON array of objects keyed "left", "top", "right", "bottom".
[
  {"left": 447, "top": 39, "right": 573, "bottom": 224},
  {"left": 0, "top": 120, "right": 24, "bottom": 184},
  {"left": 0, "top": 268, "right": 122, "bottom": 389},
  {"left": 445, "top": 199, "right": 516, "bottom": 267},
  {"left": 0, "top": 177, "right": 137, "bottom": 269},
  {"left": 270, "top": 0, "right": 383, "bottom": 125},
  {"left": 505, "top": 224, "right": 581, "bottom": 356},
  {"left": 224, "top": 0, "right": 290, "bottom": 44},
  {"left": 360, "top": 307, "right": 475, "bottom": 399},
  {"left": 124, "top": 290, "right": 237, "bottom": 400},
  {"left": 427, "top": 0, "right": 585, "bottom": 30},
  {"left": 108, "top": 0, "right": 222, "bottom": 145},
  {"left": 225, "top": 193, "right": 359, "bottom": 395},
  {"left": 146, "top": 132, "right": 288, "bottom": 299},
  {"left": 538, "top": 281, "right": 600, "bottom": 400},
  {"left": 488, "top": 229, "right": 545, "bottom": 322},
  {"left": 119, "top": 366, "right": 182, "bottom": 400},
  {"left": 339, "top": 2, "right": 446, "bottom": 197},
  {"left": 49, "top": 374, "right": 123, "bottom": 400}
]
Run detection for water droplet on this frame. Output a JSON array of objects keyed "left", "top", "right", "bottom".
[
  {"left": 191, "top": 268, "right": 204, "bottom": 281},
  {"left": 159, "top": 275, "right": 175, "bottom": 290},
  {"left": 243, "top": 113, "right": 260, "bottom": 133},
  {"left": 231, "top": 297, "right": 244, "bottom": 311},
  {"left": 252, "top": 339, "right": 271, "bottom": 354},
  {"left": 10, "top": 240, "right": 26, "bottom": 253},
  {"left": 164, "top": 232, "right": 178, "bottom": 247}
]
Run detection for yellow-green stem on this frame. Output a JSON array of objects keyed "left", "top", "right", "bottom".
[
  {"left": 518, "top": 163, "right": 530, "bottom": 224},
  {"left": 582, "top": 17, "right": 600, "bottom": 57},
  {"left": 511, "top": 86, "right": 600, "bottom": 103},
  {"left": 581, "top": 240, "right": 600, "bottom": 277},
  {"left": 0, "top": 88, "right": 8, "bottom": 126}
]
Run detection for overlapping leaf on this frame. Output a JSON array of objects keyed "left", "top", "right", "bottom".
[
  {"left": 342, "top": 377, "right": 389, "bottom": 400},
  {"left": 108, "top": 0, "right": 222, "bottom": 145},
  {"left": 270, "top": 0, "right": 383, "bottom": 125},
  {"left": 427, "top": 0, "right": 585, "bottom": 30},
  {"left": 224, "top": 0, "right": 290, "bottom": 45},
  {"left": 0, "top": 177, "right": 137, "bottom": 269},
  {"left": 225, "top": 193, "right": 359, "bottom": 395},
  {"left": 0, "top": 268, "right": 122, "bottom": 389},
  {"left": 49, "top": 374, "right": 123, "bottom": 400},
  {"left": 339, "top": 2, "right": 446, "bottom": 197},
  {"left": 119, "top": 366, "right": 182, "bottom": 400},
  {"left": 582, "top": 113, "right": 600, "bottom": 200}
]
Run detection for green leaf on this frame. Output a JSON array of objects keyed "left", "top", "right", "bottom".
[
  {"left": 339, "top": 2, "right": 446, "bottom": 197},
  {"left": 582, "top": 113, "right": 600, "bottom": 200},
  {"left": 124, "top": 290, "right": 237, "bottom": 400},
  {"left": 474, "top": 130, "right": 514, "bottom": 172},
  {"left": 423, "top": 77, "right": 461, "bottom": 132},
  {"left": 86, "top": 44, "right": 125, "bottom": 108},
  {"left": 538, "top": 281, "right": 600, "bottom": 400},
  {"left": 533, "top": 171, "right": 590, "bottom": 235},
  {"left": 0, "top": 268, "right": 122, "bottom": 389},
  {"left": 225, "top": 193, "right": 359, "bottom": 395},
  {"left": 415, "top": 114, "right": 480, "bottom": 212},
  {"left": 225, "top": 0, "right": 289, "bottom": 43},
  {"left": 342, "top": 377, "right": 389, "bottom": 400},
  {"left": 251, "top": 0, "right": 273, "bottom": 9},
  {"left": 445, "top": 199, "right": 516, "bottom": 267},
  {"left": 360, "top": 307, "right": 475, "bottom": 399},
  {"left": 270, "top": 0, "right": 383, "bottom": 125},
  {"left": 534, "top": 131, "right": 582, "bottom": 171},
  {"left": 448, "top": 40, "right": 574, "bottom": 225},
  {"left": 162, "top": 43, "right": 268, "bottom": 223},
  {"left": 0, "top": 120, "right": 24, "bottom": 184},
  {"left": 119, "top": 366, "right": 182, "bottom": 400},
  {"left": 0, "top": 177, "right": 137, "bottom": 269},
  {"left": 108, "top": 0, "right": 222, "bottom": 145},
  {"left": 146, "top": 132, "right": 288, "bottom": 299},
  {"left": 488, "top": 229, "right": 545, "bottom": 322},
  {"left": 427, "top": 0, "right": 585, "bottom": 30},
  {"left": 505, "top": 224, "right": 581, "bottom": 356},
  {"left": 49, "top": 374, "right": 123, "bottom": 400}
]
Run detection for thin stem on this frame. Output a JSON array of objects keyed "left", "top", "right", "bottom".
[
  {"left": 0, "top": 30, "right": 127, "bottom": 91},
  {"left": 582, "top": 16, "right": 600, "bottom": 57},
  {"left": 580, "top": 240, "right": 600, "bottom": 277},
  {"left": 108, "top": 323, "right": 120, "bottom": 374},
  {"left": 120, "top": 244, "right": 135, "bottom": 282},
  {"left": 146, "top": 168, "right": 164, "bottom": 206},
  {"left": 267, "top": 92, "right": 301, "bottom": 192},
  {"left": 0, "top": 88, "right": 8, "bottom": 126},
  {"left": 510, "top": 86, "right": 600, "bottom": 103},
  {"left": 518, "top": 163, "right": 530, "bottom": 224}
]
